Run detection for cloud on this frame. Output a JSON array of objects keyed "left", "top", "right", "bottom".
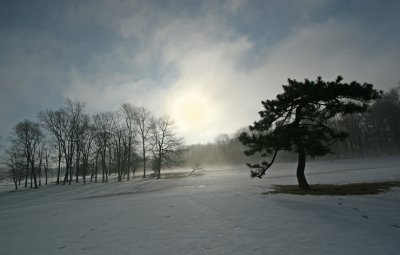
[
  {"left": 0, "top": 0, "right": 399, "bottom": 146},
  {"left": 138, "top": 12, "right": 266, "bottom": 142},
  {"left": 151, "top": 4, "right": 400, "bottom": 143},
  {"left": 0, "top": 29, "right": 67, "bottom": 141},
  {"left": 61, "top": 6, "right": 256, "bottom": 143},
  {"left": 65, "top": 66, "right": 169, "bottom": 115},
  {"left": 40, "top": 1, "right": 400, "bottom": 143},
  {"left": 258, "top": 18, "right": 400, "bottom": 89}
]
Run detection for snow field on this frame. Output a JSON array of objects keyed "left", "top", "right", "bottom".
[{"left": 0, "top": 157, "right": 399, "bottom": 255}]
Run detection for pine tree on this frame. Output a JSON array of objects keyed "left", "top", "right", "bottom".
[{"left": 239, "top": 76, "right": 381, "bottom": 190}]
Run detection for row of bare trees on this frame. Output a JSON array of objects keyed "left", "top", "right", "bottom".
[
  {"left": 2, "top": 88, "right": 398, "bottom": 189},
  {"left": 2, "top": 99, "right": 184, "bottom": 189},
  {"left": 330, "top": 87, "right": 400, "bottom": 158}
]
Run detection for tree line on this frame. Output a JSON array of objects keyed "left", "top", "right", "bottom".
[
  {"left": 1, "top": 87, "right": 399, "bottom": 190},
  {"left": 185, "top": 86, "right": 400, "bottom": 169},
  {"left": 2, "top": 100, "right": 184, "bottom": 190},
  {"left": 330, "top": 87, "right": 400, "bottom": 157}
]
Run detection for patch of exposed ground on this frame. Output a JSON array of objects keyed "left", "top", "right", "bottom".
[{"left": 264, "top": 181, "right": 400, "bottom": 195}]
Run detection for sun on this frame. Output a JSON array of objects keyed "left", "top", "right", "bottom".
[{"left": 171, "top": 90, "right": 215, "bottom": 131}]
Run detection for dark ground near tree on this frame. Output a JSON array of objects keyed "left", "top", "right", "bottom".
[{"left": 264, "top": 181, "right": 400, "bottom": 196}]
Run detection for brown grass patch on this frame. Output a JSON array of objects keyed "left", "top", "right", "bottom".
[{"left": 264, "top": 181, "right": 400, "bottom": 196}]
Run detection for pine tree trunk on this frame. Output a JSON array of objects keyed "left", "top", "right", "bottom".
[{"left": 296, "top": 150, "right": 310, "bottom": 190}]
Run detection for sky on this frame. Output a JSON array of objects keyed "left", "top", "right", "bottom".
[{"left": 0, "top": 0, "right": 399, "bottom": 145}]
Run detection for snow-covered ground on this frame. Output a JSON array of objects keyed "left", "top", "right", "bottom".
[{"left": 0, "top": 157, "right": 399, "bottom": 255}]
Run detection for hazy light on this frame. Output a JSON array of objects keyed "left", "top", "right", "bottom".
[{"left": 171, "top": 89, "right": 215, "bottom": 132}]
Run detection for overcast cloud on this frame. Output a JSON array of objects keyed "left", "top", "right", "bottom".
[{"left": 0, "top": 0, "right": 399, "bottom": 145}]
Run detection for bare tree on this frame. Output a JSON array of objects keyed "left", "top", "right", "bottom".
[
  {"left": 80, "top": 120, "right": 97, "bottom": 184},
  {"left": 11, "top": 120, "right": 43, "bottom": 189},
  {"left": 111, "top": 112, "right": 125, "bottom": 181},
  {"left": 150, "top": 116, "right": 184, "bottom": 178},
  {"left": 43, "top": 145, "right": 50, "bottom": 185},
  {"left": 368, "top": 87, "right": 400, "bottom": 154},
  {"left": 63, "top": 99, "right": 86, "bottom": 184},
  {"left": 133, "top": 106, "right": 152, "bottom": 177},
  {"left": 37, "top": 138, "right": 47, "bottom": 186},
  {"left": 38, "top": 99, "right": 86, "bottom": 185},
  {"left": 38, "top": 109, "right": 66, "bottom": 185},
  {"left": 73, "top": 112, "right": 91, "bottom": 183},
  {"left": 2, "top": 145, "right": 24, "bottom": 190},
  {"left": 93, "top": 112, "right": 114, "bottom": 182},
  {"left": 120, "top": 104, "right": 137, "bottom": 180}
]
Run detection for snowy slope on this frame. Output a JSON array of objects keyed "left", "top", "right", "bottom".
[{"left": 0, "top": 157, "right": 399, "bottom": 255}]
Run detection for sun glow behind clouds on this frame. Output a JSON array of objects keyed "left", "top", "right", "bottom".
[{"left": 171, "top": 89, "right": 216, "bottom": 133}]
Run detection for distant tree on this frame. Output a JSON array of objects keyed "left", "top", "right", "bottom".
[
  {"left": 239, "top": 76, "right": 381, "bottom": 190},
  {"left": 43, "top": 144, "right": 50, "bottom": 185},
  {"left": 72, "top": 112, "right": 91, "bottom": 183},
  {"left": 133, "top": 106, "right": 152, "bottom": 178},
  {"left": 214, "top": 133, "right": 230, "bottom": 146},
  {"left": 368, "top": 87, "right": 400, "bottom": 153},
  {"left": 333, "top": 113, "right": 365, "bottom": 157},
  {"left": 327, "top": 87, "right": 400, "bottom": 158},
  {"left": 111, "top": 112, "right": 125, "bottom": 182},
  {"left": 185, "top": 144, "right": 203, "bottom": 170},
  {"left": 80, "top": 121, "right": 97, "bottom": 184},
  {"left": 37, "top": 99, "right": 86, "bottom": 185},
  {"left": 93, "top": 112, "right": 114, "bottom": 182},
  {"left": 11, "top": 120, "right": 43, "bottom": 189},
  {"left": 2, "top": 145, "right": 24, "bottom": 190},
  {"left": 150, "top": 116, "right": 184, "bottom": 178},
  {"left": 38, "top": 109, "right": 65, "bottom": 184},
  {"left": 37, "top": 138, "right": 47, "bottom": 186},
  {"left": 63, "top": 99, "right": 86, "bottom": 184},
  {"left": 120, "top": 104, "right": 137, "bottom": 180}
]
